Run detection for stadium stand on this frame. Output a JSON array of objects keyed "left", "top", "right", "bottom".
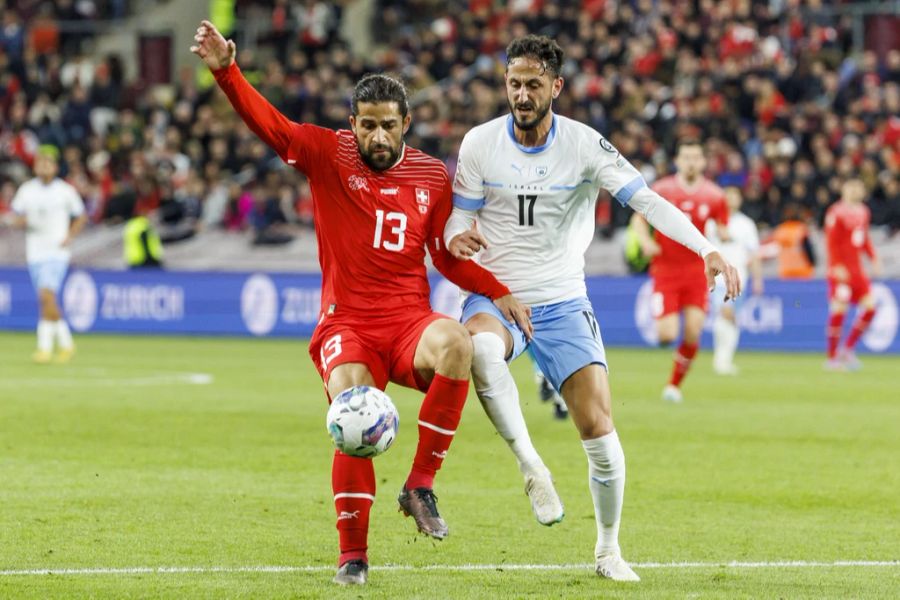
[{"left": 1, "top": 0, "right": 898, "bottom": 274}]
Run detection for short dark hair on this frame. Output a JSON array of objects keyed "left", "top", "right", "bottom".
[
  {"left": 351, "top": 74, "right": 409, "bottom": 119},
  {"left": 506, "top": 35, "right": 565, "bottom": 78},
  {"left": 674, "top": 139, "right": 704, "bottom": 155}
]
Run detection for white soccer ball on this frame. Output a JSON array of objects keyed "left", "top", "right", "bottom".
[{"left": 326, "top": 386, "right": 399, "bottom": 458}]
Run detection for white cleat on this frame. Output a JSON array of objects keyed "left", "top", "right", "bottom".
[
  {"left": 838, "top": 349, "right": 862, "bottom": 371},
  {"left": 713, "top": 362, "right": 739, "bottom": 376},
  {"left": 661, "top": 384, "right": 683, "bottom": 403},
  {"left": 823, "top": 358, "right": 846, "bottom": 372},
  {"left": 524, "top": 468, "right": 564, "bottom": 526},
  {"left": 595, "top": 553, "right": 640, "bottom": 582}
]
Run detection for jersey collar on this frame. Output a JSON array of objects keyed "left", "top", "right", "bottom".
[{"left": 506, "top": 114, "right": 557, "bottom": 155}]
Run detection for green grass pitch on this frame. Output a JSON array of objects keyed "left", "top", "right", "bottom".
[{"left": 1, "top": 331, "right": 898, "bottom": 598}]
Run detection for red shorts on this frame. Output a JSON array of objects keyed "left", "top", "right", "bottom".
[
  {"left": 828, "top": 277, "right": 871, "bottom": 304},
  {"left": 651, "top": 271, "right": 709, "bottom": 318},
  {"left": 309, "top": 307, "right": 447, "bottom": 394}
]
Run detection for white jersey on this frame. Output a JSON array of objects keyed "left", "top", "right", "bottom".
[
  {"left": 706, "top": 210, "right": 759, "bottom": 284},
  {"left": 11, "top": 177, "right": 84, "bottom": 263},
  {"left": 452, "top": 114, "right": 646, "bottom": 305}
]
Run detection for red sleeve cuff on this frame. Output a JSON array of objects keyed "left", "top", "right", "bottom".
[{"left": 212, "top": 61, "right": 240, "bottom": 84}]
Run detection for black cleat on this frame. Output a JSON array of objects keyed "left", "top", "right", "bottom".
[
  {"left": 398, "top": 486, "right": 449, "bottom": 539},
  {"left": 552, "top": 393, "right": 569, "bottom": 420},
  {"left": 538, "top": 376, "right": 556, "bottom": 402},
  {"left": 333, "top": 559, "right": 368, "bottom": 585}
]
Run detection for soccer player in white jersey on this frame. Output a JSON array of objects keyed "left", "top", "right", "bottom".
[
  {"left": 444, "top": 36, "right": 740, "bottom": 582},
  {"left": 706, "top": 186, "right": 764, "bottom": 375},
  {"left": 8, "top": 145, "right": 87, "bottom": 363}
]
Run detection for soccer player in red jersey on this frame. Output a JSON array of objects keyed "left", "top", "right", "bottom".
[
  {"left": 631, "top": 140, "right": 729, "bottom": 403},
  {"left": 192, "top": 21, "right": 532, "bottom": 585},
  {"left": 824, "top": 179, "right": 882, "bottom": 370}
]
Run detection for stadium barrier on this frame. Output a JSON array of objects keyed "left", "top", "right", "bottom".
[{"left": 0, "top": 268, "right": 897, "bottom": 353}]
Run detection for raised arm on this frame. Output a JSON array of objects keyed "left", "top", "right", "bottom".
[{"left": 192, "top": 20, "right": 294, "bottom": 158}]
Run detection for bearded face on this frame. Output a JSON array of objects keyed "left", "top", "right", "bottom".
[
  {"left": 505, "top": 57, "right": 561, "bottom": 131},
  {"left": 350, "top": 101, "right": 410, "bottom": 172}
]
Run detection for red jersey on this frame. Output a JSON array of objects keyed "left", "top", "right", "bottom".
[
  {"left": 824, "top": 201, "right": 875, "bottom": 280},
  {"left": 649, "top": 175, "right": 728, "bottom": 278},
  {"left": 214, "top": 63, "right": 509, "bottom": 314}
]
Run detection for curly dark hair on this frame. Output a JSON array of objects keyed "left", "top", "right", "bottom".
[
  {"left": 506, "top": 35, "right": 565, "bottom": 77},
  {"left": 351, "top": 74, "right": 409, "bottom": 118}
]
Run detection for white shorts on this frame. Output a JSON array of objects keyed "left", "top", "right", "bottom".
[{"left": 28, "top": 259, "right": 69, "bottom": 292}]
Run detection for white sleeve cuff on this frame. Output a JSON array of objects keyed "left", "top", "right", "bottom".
[{"left": 443, "top": 206, "right": 477, "bottom": 248}]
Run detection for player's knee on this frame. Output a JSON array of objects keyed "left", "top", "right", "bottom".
[
  {"left": 436, "top": 323, "right": 473, "bottom": 369},
  {"left": 657, "top": 329, "right": 677, "bottom": 346},
  {"left": 577, "top": 410, "right": 614, "bottom": 439},
  {"left": 471, "top": 332, "right": 506, "bottom": 371}
]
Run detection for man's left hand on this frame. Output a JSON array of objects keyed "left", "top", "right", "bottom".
[{"left": 705, "top": 251, "right": 741, "bottom": 301}]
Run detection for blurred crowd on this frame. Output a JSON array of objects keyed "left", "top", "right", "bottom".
[
  {"left": 1, "top": 0, "right": 899, "bottom": 248},
  {"left": 383, "top": 0, "right": 900, "bottom": 235}
]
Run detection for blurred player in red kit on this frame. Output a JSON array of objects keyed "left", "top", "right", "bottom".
[
  {"left": 192, "top": 20, "right": 532, "bottom": 585},
  {"left": 824, "top": 179, "right": 882, "bottom": 371},
  {"left": 631, "top": 140, "right": 730, "bottom": 403}
]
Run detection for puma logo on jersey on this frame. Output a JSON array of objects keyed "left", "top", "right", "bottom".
[
  {"left": 338, "top": 510, "right": 360, "bottom": 521},
  {"left": 287, "top": 159, "right": 297, "bottom": 165},
  {"left": 510, "top": 163, "right": 525, "bottom": 176},
  {"left": 380, "top": 187, "right": 399, "bottom": 195},
  {"left": 348, "top": 175, "right": 369, "bottom": 191}
]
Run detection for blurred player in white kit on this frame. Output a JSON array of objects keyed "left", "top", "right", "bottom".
[
  {"left": 7, "top": 145, "right": 87, "bottom": 363},
  {"left": 707, "top": 186, "right": 763, "bottom": 375}
]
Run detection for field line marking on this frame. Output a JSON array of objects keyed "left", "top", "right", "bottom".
[
  {"left": 0, "top": 371, "right": 214, "bottom": 387},
  {"left": 1, "top": 561, "right": 898, "bottom": 576}
]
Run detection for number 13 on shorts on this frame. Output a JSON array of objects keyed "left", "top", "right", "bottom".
[{"left": 320, "top": 334, "right": 343, "bottom": 367}]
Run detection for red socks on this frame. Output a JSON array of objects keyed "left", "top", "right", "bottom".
[
  {"left": 669, "top": 342, "right": 698, "bottom": 388},
  {"left": 844, "top": 308, "right": 876, "bottom": 351},
  {"left": 827, "top": 312, "right": 845, "bottom": 358},
  {"left": 331, "top": 374, "right": 468, "bottom": 565},
  {"left": 405, "top": 373, "right": 468, "bottom": 490},
  {"left": 332, "top": 450, "right": 375, "bottom": 566}
]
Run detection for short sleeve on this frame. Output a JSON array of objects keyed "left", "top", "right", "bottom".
[
  {"left": 67, "top": 185, "right": 85, "bottom": 217},
  {"left": 588, "top": 132, "right": 646, "bottom": 206},
  {"left": 10, "top": 186, "right": 26, "bottom": 215},
  {"left": 451, "top": 132, "right": 485, "bottom": 211},
  {"left": 744, "top": 218, "right": 760, "bottom": 253}
]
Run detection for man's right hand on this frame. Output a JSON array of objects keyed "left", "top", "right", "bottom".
[
  {"left": 449, "top": 224, "right": 489, "bottom": 260},
  {"left": 493, "top": 294, "right": 533, "bottom": 340},
  {"left": 190, "top": 20, "right": 236, "bottom": 71}
]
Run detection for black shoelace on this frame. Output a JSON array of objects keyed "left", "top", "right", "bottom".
[
  {"left": 343, "top": 559, "right": 367, "bottom": 573},
  {"left": 414, "top": 488, "right": 440, "bottom": 517}
]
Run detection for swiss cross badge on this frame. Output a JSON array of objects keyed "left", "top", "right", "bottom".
[{"left": 415, "top": 188, "right": 430, "bottom": 213}]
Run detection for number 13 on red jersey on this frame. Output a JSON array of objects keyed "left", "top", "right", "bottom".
[{"left": 373, "top": 209, "right": 407, "bottom": 252}]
